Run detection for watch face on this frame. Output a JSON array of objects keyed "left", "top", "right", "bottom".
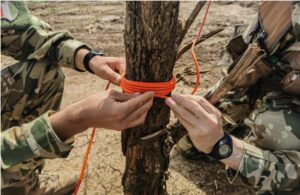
[{"left": 219, "top": 144, "right": 232, "bottom": 157}]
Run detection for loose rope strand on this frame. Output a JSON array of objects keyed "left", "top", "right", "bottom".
[{"left": 191, "top": 0, "right": 211, "bottom": 95}]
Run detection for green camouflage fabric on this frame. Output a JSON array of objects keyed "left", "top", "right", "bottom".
[
  {"left": 219, "top": 2, "right": 300, "bottom": 194},
  {"left": 223, "top": 92, "right": 300, "bottom": 195},
  {"left": 1, "top": 1, "right": 32, "bottom": 30},
  {"left": 292, "top": 3, "right": 300, "bottom": 41},
  {"left": 1, "top": 1, "right": 90, "bottom": 193}
]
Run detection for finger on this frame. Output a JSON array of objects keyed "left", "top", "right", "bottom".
[
  {"left": 115, "top": 57, "right": 126, "bottom": 75},
  {"left": 98, "top": 65, "right": 122, "bottom": 85},
  {"left": 172, "top": 109, "right": 195, "bottom": 133},
  {"left": 122, "top": 99, "right": 153, "bottom": 128},
  {"left": 187, "top": 95, "right": 219, "bottom": 114},
  {"left": 165, "top": 97, "right": 198, "bottom": 126},
  {"left": 109, "top": 89, "right": 139, "bottom": 102},
  {"left": 119, "top": 91, "right": 154, "bottom": 115},
  {"left": 171, "top": 94, "right": 210, "bottom": 119},
  {"left": 125, "top": 112, "right": 148, "bottom": 129},
  {"left": 123, "top": 96, "right": 153, "bottom": 123}
]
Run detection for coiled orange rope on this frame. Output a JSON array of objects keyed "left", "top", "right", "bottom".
[
  {"left": 120, "top": 75, "right": 176, "bottom": 99},
  {"left": 74, "top": 1, "right": 211, "bottom": 194}
]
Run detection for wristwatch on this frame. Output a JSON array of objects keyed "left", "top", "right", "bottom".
[
  {"left": 83, "top": 51, "right": 104, "bottom": 74},
  {"left": 208, "top": 131, "right": 233, "bottom": 160}
]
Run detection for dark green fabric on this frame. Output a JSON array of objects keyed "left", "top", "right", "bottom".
[{"left": 1, "top": 1, "right": 32, "bottom": 30}]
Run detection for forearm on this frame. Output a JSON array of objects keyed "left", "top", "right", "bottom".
[
  {"left": 223, "top": 139, "right": 300, "bottom": 192},
  {"left": 221, "top": 136, "right": 244, "bottom": 170},
  {"left": 49, "top": 100, "right": 89, "bottom": 141}
]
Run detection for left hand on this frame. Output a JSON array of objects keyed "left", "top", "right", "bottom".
[
  {"left": 89, "top": 56, "right": 126, "bottom": 85},
  {"left": 75, "top": 49, "right": 126, "bottom": 85},
  {"left": 165, "top": 94, "right": 224, "bottom": 154}
]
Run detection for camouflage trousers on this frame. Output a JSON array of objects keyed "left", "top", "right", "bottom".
[
  {"left": 1, "top": 60, "right": 65, "bottom": 194},
  {"left": 219, "top": 92, "right": 300, "bottom": 194}
]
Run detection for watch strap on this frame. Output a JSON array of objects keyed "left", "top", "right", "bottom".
[
  {"left": 83, "top": 51, "right": 104, "bottom": 74},
  {"left": 74, "top": 46, "right": 91, "bottom": 72},
  {"left": 208, "top": 132, "right": 233, "bottom": 160}
]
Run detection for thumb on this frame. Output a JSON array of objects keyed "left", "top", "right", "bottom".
[{"left": 98, "top": 65, "right": 121, "bottom": 85}]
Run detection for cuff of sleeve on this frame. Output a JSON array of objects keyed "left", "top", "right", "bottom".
[
  {"left": 1, "top": 111, "right": 74, "bottom": 169},
  {"left": 57, "top": 39, "right": 91, "bottom": 70},
  {"left": 226, "top": 141, "right": 265, "bottom": 188},
  {"left": 24, "top": 111, "right": 74, "bottom": 159}
]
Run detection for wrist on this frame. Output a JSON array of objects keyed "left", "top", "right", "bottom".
[
  {"left": 221, "top": 136, "right": 244, "bottom": 170},
  {"left": 203, "top": 130, "right": 224, "bottom": 154},
  {"left": 89, "top": 55, "right": 106, "bottom": 74},
  {"left": 49, "top": 101, "right": 89, "bottom": 140},
  {"left": 67, "top": 100, "right": 91, "bottom": 130},
  {"left": 75, "top": 48, "right": 90, "bottom": 71},
  {"left": 207, "top": 131, "right": 233, "bottom": 160},
  {"left": 83, "top": 51, "right": 105, "bottom": 74}
]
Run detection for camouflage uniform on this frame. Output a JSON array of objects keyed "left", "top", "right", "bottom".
[
  {"left": 1, "top": 1, "right": 90, "bottom": 194},
  {"left": 218, "top": 2, "right": 300, "bottom": 194}
]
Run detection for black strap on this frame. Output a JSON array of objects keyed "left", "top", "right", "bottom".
[{"left": 83, "top": 51, "right": 104, "bottom": 74}]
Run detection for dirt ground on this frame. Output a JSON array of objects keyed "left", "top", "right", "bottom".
[{"left": 1, "top": 1, "right": 259, "bottom": 195}]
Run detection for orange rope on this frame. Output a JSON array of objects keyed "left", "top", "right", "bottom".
[
  {"left": 74, "top": 1, "right": 211, "bottom": 194},
  {"left": 191, "top": 0, "right": 211, "bottom": 95},
  {"left": 73, "top": 128, "right": 95, "bottom": 195},
  {"left": 120, "top": 75, "right": 176, "bottom": 99}
]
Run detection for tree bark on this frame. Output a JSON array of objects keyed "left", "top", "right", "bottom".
[{"left": 121, "top": 2, "right": 179, "bottom": 194}]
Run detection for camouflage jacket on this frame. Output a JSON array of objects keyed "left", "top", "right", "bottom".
[
  {"left": 224, "top": 2, "right": 300, "bottom": 194},
  {"left": 1, "top": 1, "right": 90, "bottom": 187}
]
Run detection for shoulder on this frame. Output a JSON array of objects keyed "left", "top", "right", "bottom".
[{"left": 1, "top": 1, "right": 32, "bottom": 31}]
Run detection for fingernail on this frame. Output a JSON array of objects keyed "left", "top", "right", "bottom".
[{"left": 134, "top": 92, "right": 141, "bottom": 95}]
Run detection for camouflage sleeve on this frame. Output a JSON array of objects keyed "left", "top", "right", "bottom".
[
  {"left": 1, "top": 111, "right": 73, "bottom": 170},
  {"left": 226, "top": 141, "right": 300, "bottom": 192},
  {"left": 1, "top": 11, "right": 91, "bottom": 70}
]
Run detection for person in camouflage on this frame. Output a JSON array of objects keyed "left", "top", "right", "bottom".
[
  {"left": 168, "top": 1, "right": 300, "bottom": 195},
  {"left": 1, "top": 1, "right": 155, "bottom": 195}
]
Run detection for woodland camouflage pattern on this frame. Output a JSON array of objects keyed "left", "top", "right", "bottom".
[
  {"left": 1, "top": 1, "right": 89, "bottom": 193},
  {"left": 219, "top": 2, "right": 300, "bottom": 195}
]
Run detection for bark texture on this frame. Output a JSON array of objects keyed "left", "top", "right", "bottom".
[{"left": 121, "top": 2, "right": 179, "bottom": 194}]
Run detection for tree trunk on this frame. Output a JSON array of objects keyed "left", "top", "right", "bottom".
[{"left": 121, "top": 2, "right": 179, "bottom": 194}]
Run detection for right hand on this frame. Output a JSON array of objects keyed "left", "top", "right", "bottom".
[
  {"left": 165, "top": 94, "right": 223, "bottom": 154},
  {"left": 81, "top": 89, "right": 154, "bottom": 130},
  {"left": 50, "top": 89, "right": 154, "bottom": 140}
]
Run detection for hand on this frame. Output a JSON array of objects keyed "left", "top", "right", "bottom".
[
  {"left": 81, "top": 89, "right": 153, "bottom": 130},
  {"left": 50, "top": 90, "right": 154, "bottom": 140},
  {"left": 165, "top": 94, "right": 224, "bottom": 154},
  {"left": 75, "top": 49, "right": 126, "bottom": 85},
  {"left": 89, "top": 56, "right": 126, "bottom": 85}
]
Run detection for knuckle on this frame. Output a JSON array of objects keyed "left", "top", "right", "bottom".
[
  {"left": 207, "top": 118, "right": 215, "bottom": 127},
  {"left": 201, "top": 129, "right": 209, "bottom": 137}
]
